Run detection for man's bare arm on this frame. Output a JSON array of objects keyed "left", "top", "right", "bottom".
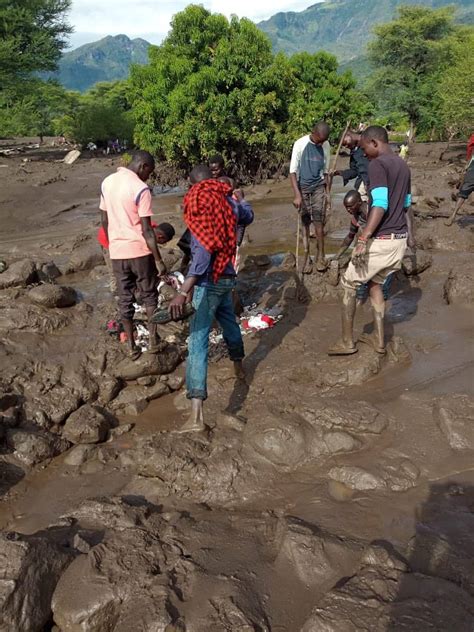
[
  {"left": 140, "top": 216, "right": 166, "bottom": 274},
  {"left": 290, "top": 173, "right": 302, "bottom": 209},
  {"left": 101, "top": 211, "right": 108, "bottom": 240}
]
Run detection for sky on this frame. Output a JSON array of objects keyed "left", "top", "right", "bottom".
[{"left": 67, "top": 0, "right": 317, "bottom": 49}]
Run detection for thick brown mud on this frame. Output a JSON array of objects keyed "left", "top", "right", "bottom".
[{"left": 0, "top": 139, "right": 473, "bottom": 631}]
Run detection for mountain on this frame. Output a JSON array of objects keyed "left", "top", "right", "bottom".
[
  {"left": 50, "top": 34, "right": 151, "bottom": 92},
  {"left": 258, "top": 0, "right": 474, "bottom": 63}
]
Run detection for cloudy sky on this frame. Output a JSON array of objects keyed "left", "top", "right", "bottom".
[{"left": 67, "top": 0, "right": 316, "bottom": 49}]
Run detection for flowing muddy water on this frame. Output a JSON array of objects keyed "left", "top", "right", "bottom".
[{"left": 0, "top": 142, "right": 473, "bottom": 630}]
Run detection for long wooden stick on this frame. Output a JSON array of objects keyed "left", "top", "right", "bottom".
[{"left": 295, "top": 214, "right": 301, "bottom": 273}]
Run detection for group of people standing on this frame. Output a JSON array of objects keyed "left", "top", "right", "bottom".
[
  {"left": 100, "top": 121, "right": 416, "bottom": 431},
  {"left": 99, "top": 152, "right": 253, "bottom": 432}
]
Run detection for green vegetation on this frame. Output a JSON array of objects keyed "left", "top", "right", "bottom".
[
  {"left": 130, "top": 5, "right": 371, "bottom": 178},
  {"left": 367, "top": 5, "right": 474, "bottom": 139}
]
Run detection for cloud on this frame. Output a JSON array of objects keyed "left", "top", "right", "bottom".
[{"left": 68, "top": 0, "right": 316, "bottom": 47}]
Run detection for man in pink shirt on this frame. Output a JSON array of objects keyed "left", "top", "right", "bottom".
[{"left": 100, "top": 150, "right": 167, "bottom": 359}]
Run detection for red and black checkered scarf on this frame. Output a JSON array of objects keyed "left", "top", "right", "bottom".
[{"left": 184, "top": 179, "right": 236, "bottom": 282}]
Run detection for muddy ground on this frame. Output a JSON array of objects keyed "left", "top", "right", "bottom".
[{"left": 0, "top": 139, "right": 473, "bottom": 632}]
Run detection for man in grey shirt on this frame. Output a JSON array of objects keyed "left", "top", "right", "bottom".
[{"left": 290, "top": 121, "right": 331, "bottom": 273}]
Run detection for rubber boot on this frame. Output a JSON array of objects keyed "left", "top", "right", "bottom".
[
  {"left": 360, "top": 300, "right": 386, "bottom": 354},
  {"left": 175, "top": 398, "right": 205, "bottom": 433},
  {"left": 328, "top": 288, "right": 358, "bottom": 355}
]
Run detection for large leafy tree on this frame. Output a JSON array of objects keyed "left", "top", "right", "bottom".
[
  {"left": 0, "top": 0, "right": 72, "bottom": 87},
  {"left": 130, "top": 4, "right": 370, "bottom": 178},
  {"left": 367, "top": 5, "right": 470, "bottom": 138}
]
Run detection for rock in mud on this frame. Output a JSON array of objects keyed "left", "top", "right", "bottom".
[
  {"left": 300, "top": 544, "right": 474, "bottom": 631},
  {"left": 24, "top": 385, "right": 81, "bottom": 426},
  {"left": 110, "top": 382, "right": 169, "bottom": 414},
  {"left": 113, "top": 344, "right": 182, "bottom": 380},
  {"left": 0, "top": 532, "right": 73, "bottom": 632},
  {"left": 28, "top": 284, "right": 77, "bottom": 308},
  {"left": 63, "top": 405, "right": 111, "bottom": 445},
  {"left": 329, "top": 457, "right": 419, "bottom": 493},
  {"left": 433, "top": 394, "right": 474, "bottom": 450},
  {"left": 98, "top": 375, "right": 122, "bottom": 404},
  {"left": 63, "top": 444, "right": 96, "bottom": 466},
  {"left": 36, "top": 261, "right": 61, "bottom": 283},
  {"left": 443, "top": 266, "right": 474, "bottom": 305},
  {"left": 401, "top": 250, "right": 433, "bottom": 276},
  {"left": 64, "top": 243, "right": 104, "bottom": 274},
  {"left": 0, "top": 392, "right": 22, "bottom": 429},
  {"left": 0, "top": 303, "right": 69, "bottom": 333},
  {"left": 6, "top": 428, "right": 71, "bottom": 466},
  {"left": 0, "top": 259, "right": 37, "bottom": 289}
]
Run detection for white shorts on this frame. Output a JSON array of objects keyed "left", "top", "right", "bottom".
[{"left": 342, "top": 236, "right": 407, "bottom": 289}]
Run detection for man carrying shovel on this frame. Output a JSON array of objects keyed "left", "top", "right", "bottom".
[{"left": 290, "top": 121, "right": 331, "bottom": 273}]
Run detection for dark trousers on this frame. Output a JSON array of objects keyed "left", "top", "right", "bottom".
[{"left": 112, "top": 254, "right": 158, "bottom": 320}]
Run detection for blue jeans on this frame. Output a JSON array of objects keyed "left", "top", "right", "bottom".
[
  {"left": 186, "top": 278, "right": 244, "bottom": 400},
  {"left": 356, "top": 273, "right": 393, "bottom": 301}
]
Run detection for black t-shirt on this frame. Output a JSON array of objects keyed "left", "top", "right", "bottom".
[{"left": 368, "top": 152, "right": 411, "bottom": 237}]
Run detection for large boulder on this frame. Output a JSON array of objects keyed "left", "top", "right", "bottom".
[
  {"left": 401, "top": 250, "right": 433, "bottom": 276},
  {"left": 63, "top": 405, "right": 112, "bottom": 445},
  {"left": 65, "top": 243, "right": 103, "bottom": 274},
  {"left": 444, "top": 266, "right": 474, "bottom": 305},
  {"left": 28, "top": 284, "right": 77, "bottom": 308},
  {"left": 113, "top": 344, "right": 182, "bottom": 380},
  {"left": 0, "top": 303, "right": 69, "bottom": 334},
  {"left": 6, "top": 429, "right": 70, "bottom": 466},
  {"left": 36, "top": 261, "right": 61, "bottom": 283},
  {"left": 0, "top": 532, "right": 73, "bottom": 632},
  {"left": 0, "top": 259, "right": 37, "bottom": 289},
  {"left": 433, "top": 394, "right": 474, "bottom": 450}
]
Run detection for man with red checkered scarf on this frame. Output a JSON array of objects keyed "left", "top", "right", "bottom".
[{"left": 169, "top": 164, "right": 253, "bottom": 432}]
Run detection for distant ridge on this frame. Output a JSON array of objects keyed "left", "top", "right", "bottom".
[{"left": 49, "top": 34, "right": 151, "bottom": 92}]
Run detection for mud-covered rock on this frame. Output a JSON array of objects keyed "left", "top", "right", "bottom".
[
  {"left": 0, "top": 259, "right": 37, "bottom": 289},
  {"left": 28, "top": 284, "right": 77, "bottom": 308},
  {"left": 0, "top": 303, "right": 69, "bottom": 333},
  {"left": 0, "top": 392, "right": 22, "bottom": 429},
  {"left": 401, "top": 250, "right": 433, "bottom": 276},
  {"left": 63, "top": 444, "right": 96, "bottom": 466},
  {"left": 328, "top": 456, "right": 419, "bottom": 493},
  {"left": 300, "top": 544, "right": 474, "bottom": 631},
  {"left": 110, "top": 382, "right": 169, "bottom": 414},
  {"left": 443, "top": 266, "right": 474, "bottom": 305},
  {"left": 63, "top": 405, "right": 111, "bottom": 445},
  {"left": 24, "top": 385, "right": 81, "bottom": 426},
  {"left": 98, "top": 375, "right": 122, "bottom": 404},
  {"left": 0, "top": 532, "right": 73, "bottom": 632},
  {"left": 37, "top": 261, "right": 61, "bottom": 283},
  {"left": 113, "top": 344, "right": 182, "bottom": 380},
  {"left": 64, "top": 242, "right": 104, "bottom": 274},
  {"left": 6, "top": 428, "right": 70, "bottom": 466},
  {"left": 433, "top": 394, "right": 474, "bottom": 450}
]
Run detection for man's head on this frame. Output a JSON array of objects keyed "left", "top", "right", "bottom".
[
  {"left": 342, "top": 131, "right": 360, "bottom": 150},
  {"left": 360, "top": 125, "right": 390, "bottom": 160},
  {"left": 310, "top": 121, "right": 330, "bottom": 145},
  {"left": 209, "top": 154, "right": 225, "bottom": 179},
  {"left": 127, "top": 150, "right": 155, "bottom": 182},
  {"left": 189, "top": 164, "right": 213, "bottom": 184},
  {"left": 155, "top": 222, "right": 175, "bottom": 245},
  {"left": 343, "top": 190, "right": 363, "bottom": 215}
]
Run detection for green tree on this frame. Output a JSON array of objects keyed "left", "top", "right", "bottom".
[
  {"left": 367, "top": 5, "right": 470, "bottom": 139},
  {"left": 130, "top": 5, "right": 370, "bottom": 179},
  {"left": 438, "top": 31, "right": 474, "bottom": 140},
  {"left": 56, "top": 81, "right": 134, "bottom": 145},
  {"left": 0, "top": 0, "right": 72, "bottom": 87}
]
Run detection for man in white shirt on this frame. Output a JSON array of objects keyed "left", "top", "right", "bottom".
[{"left": 290, "top": 121, "right": 331, "bottom": 272}]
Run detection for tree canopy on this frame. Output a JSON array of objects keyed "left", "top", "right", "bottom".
[
  {"left": 0, "top": 0, "right": 72, "bottom": 87},
  {"left": 367, "top": 5, "right": 473, "bottom": 138},
  {"left": 130, "top": 5, "right": 371, "bottom": 178}
]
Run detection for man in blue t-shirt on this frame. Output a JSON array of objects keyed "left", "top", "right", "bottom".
[
  {"left": 328, "top": 126, "right": 415, "bottom": 357},
  {"left": 290, "top": 121, "right": 331, "bottom": 273}
]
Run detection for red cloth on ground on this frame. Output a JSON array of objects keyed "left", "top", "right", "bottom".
[
  {"left": 97, "top": 222, "right": 158, "bottom": 250},
  {"left": 184, "top": 179, "right": 236, "bottom": 282}
]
